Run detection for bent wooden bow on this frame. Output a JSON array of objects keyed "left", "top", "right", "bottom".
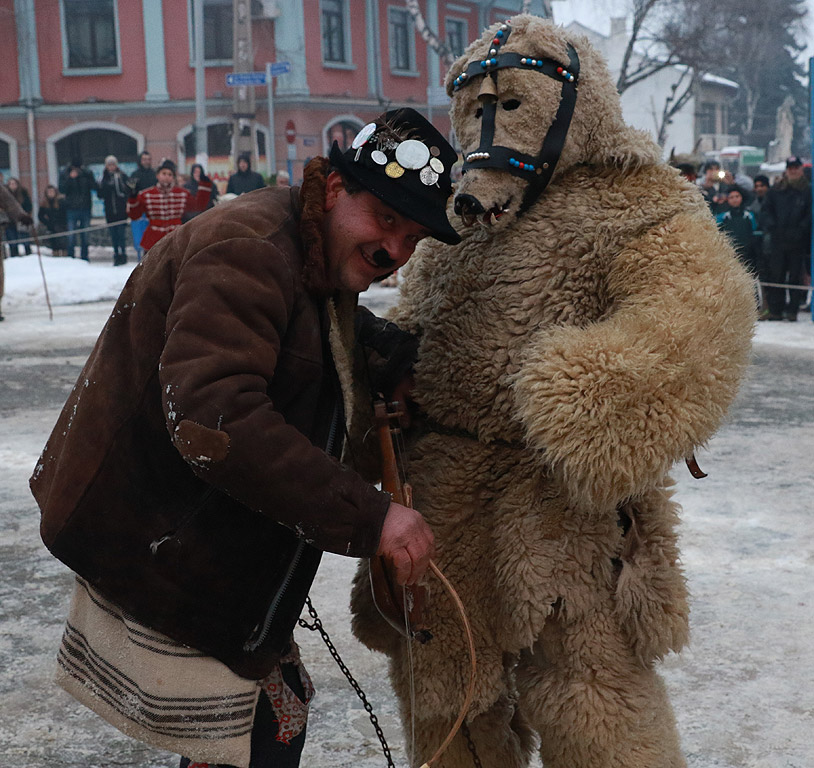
[{"left": 370, "top": 398, "right": 478, "bottom": 768}]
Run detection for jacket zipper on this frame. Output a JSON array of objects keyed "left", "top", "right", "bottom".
[{"left": 243, "top": 394, "right": 342, "bottom": 653}]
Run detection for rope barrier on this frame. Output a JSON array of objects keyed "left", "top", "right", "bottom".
[{"left": 3, "top": 219, "right": 129, "bottom": 247}]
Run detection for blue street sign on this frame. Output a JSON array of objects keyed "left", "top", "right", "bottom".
[
  {"left": 226, "top": 71, "right": 267, "bottom": 87},
  {"left": 267, "top": 61, "right": 291, "bottom": 77}
]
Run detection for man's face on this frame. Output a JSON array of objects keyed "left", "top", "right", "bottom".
[
  {"left": 754, "top": 180, "right": 768, "bottom": 198},
  {"left": 786, "top": 164, "right": 804, "bottom": 181},
  {"left": 238, "top": 158, "right": 249, "bottom": 172},
  {"left": 157, "top": 168, "right": 175, "bottom": 187},
  {"left": 141, "top": 154, "right": 152, "bottom": 169},
  {"left": 322, "top": 171, "right": 431, "bottom": 293},
  {"left": 705, "top": 165, "right": 721, "bottom": 182}
]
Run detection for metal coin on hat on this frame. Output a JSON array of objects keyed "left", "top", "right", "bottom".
[
  {"left": 385, "top": 161, "right": 405, "bottom": 178},
  {"left": 351, "top": 122, "right": 377, "bottom": 149},
  {"left": 430, "top": 146, "right": 441, "bottom": 157},
  {"left": 395, "top": 139, "right": 431, "bottom": 170},
  {"left": 419, "top": 166, "right": 439, "bottom": 186},
  {"left": 370, "top": 150, "right": 388, "bottom": 165},
  {"left": 429, "top": 157, "right": 444, "bottom": 173}
]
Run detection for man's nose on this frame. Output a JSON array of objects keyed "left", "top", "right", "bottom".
[{"left": 382, "top": 238, "right": 413, "bottom": 268}]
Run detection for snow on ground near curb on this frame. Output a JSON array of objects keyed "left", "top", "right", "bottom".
[
  {"left": 4, "top": 252, "right": 814, "bottom": 350},
  {"left": 3, "top": 252, "right": 138, "bottom": 309}
]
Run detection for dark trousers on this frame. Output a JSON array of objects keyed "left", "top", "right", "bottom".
[
  {"left": 4, "top": 224, "right": 31, "bottom": 255},
  {"left": 766, "top": 245, "right": 807, "bottom": 316},
  {"left": 179, "top": 663, "right": 307, "bottom": 768},
  {"left": 109, "top": 220, "right": 127, "bottom": 264},
  {"left": 66, "top": 208, "right": 91, "bottom": 260}
]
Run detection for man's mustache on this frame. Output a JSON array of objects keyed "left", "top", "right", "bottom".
[{"left": 372, "top": 249, "right": 396, "bottom": 268}]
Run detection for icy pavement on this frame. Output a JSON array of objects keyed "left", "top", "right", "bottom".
[{"left": 1, "top": 253, "right": 812, "bottom": 767}]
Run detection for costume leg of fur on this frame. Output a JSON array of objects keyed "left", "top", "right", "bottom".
[
  {"left": 516, "top": 604, "right": 685, "bottom": 768},
  {"left": 408, "top": 693, "right": 534, "bottom": 768}
]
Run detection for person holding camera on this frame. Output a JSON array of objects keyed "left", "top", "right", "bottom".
[
  {"left": 126, "top": 159, "right": 212, "bottom": 253},
  {"left": 699, "top": 160, "right": 730, "bottom": 215}
]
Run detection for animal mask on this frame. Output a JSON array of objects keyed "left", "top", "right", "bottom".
[{"left": 446, "top": 14, "right": 660, "bottom": 229}]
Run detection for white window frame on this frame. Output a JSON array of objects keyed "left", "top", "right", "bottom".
[
  {"left": 445, "top": 16, "right": 468, "bottom": 59},
  {"left": 187, "top": 0, "right": 234, "bottom": 68},
  {"left": 388, "top": 5, "right": 418, "bottom": 76},
  {"left": 60, "top": 0, "right": 122, "bottom": 76},
  {"left": 320, "top": 0, "right": 354, "bottom": 69}
]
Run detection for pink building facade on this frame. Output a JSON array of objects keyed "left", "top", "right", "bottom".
[{"left": 1, "top": 0, "right": 525, "bottom": 213}]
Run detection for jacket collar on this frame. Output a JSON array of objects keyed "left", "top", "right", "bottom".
[{"left": 298, "top": 157, "right": 333, "bottom": 297}]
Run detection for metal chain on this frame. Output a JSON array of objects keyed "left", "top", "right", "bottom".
[
  {"left": 298, "top": 596, "right": 397, "bottom": 768},
  {"left": 461, "top": 721, "right": 485, "bottom": 768}
]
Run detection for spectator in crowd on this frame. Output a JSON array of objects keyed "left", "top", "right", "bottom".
[
  {"left": 0, "top": 183, "right": 34, "bottom": 320},
  {"left": 99, "top": 155, "right": 131, "bottom": 266},
  {"left": 129, "top": 151, "right": 158, "bottom": 261},
  {"left": 59, "top": 157, "right": 97, "bottom": 261},
  {"left": 38, "top": 184, "right": 69, "bottom": 258},
  {"left": 748, "top": 174, "right": 771, "bottom": 315},
  {"left": 4, "top": 178, "right": 33, "bottom": 255},
  {"left": 275, "top": 169, "right": 290, "bottom": 188},
  {"left": 126, "top": 159, "right": 212, "bottom": 252},
  {"left": 762, "top": 156, "right": 812, "bottom": 321},
  {"left": 716, "top": 186, "right": 758, "bottom": 273},
  {"left": 181, "top": 163, "right": 219, "bottom": 223},
  {"left": 226, "top": 153, "right": 266, "bottom": 195},
  {"left": 699, "top": 160, "right": 729, "bottom": 215}
]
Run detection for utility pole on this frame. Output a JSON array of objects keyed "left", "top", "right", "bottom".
[
  {"left": 232, "top": 0, "right": 256, "bottom": 167},
  {"left": 193, "top": 0, "right": 208, "bottom": 167}
]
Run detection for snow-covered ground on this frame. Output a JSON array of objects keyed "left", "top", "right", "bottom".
[{"left": 1, "top": 252, "right": 813, "bottom": 767}]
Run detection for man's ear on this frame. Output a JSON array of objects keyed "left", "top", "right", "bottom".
[{"left": 324, "top": 171, "right": 345, "bottom": 211}]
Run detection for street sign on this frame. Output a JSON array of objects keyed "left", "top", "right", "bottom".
[
  {"left": 226, "top": 71, "right": 267, "bottom": 87},
  {"left": 267, "top": 61, "right": 291, "bottom": 77},
  {"left": 285, "top": 120, "right": 296, "bottom": 144}
]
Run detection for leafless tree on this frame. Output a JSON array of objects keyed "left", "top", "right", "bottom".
[{"left": 403, "top": 0, "right": 554, "bottom": 69}]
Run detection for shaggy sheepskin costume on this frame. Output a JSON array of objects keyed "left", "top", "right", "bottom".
[{"left": 350, "top": 15, "right": 755, "bottom": 768}]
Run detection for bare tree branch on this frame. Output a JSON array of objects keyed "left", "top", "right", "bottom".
[{"left": 404, "top": 0, "right": 455, "bottom": 68}]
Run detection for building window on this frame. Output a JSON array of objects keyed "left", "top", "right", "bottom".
[
  {"left": 321, "top": 0, "right": 350, "bottom": 64},
  {"left": 696, "top": 102, "right": 717, "bottom": 136},
  {"left": 389, "top": 7, "right": 415, "bottom": 72},
  {"left": 446, "top": 18, "right": 467, "bottom": 58},
  {"left": 62, "top": 0, "right": 119, "bottom": 70},
  {"left": 189, "top": 0, "right": 234, "bottom": 63}
]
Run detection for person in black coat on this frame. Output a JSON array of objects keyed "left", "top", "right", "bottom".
[
  {"left": 38, "top": 184, "right": 69, "bottom": 257},
  {"left": 226, "top": 153, "right": 266, "bottom": 196},
  {"left": 99, "top": 155, "right": 131, "bottom": 265},
  {"left": 59, "top": 156, "right": 98, "bottom": 261},
  {"left": 762, "top": 157, "right": 812, "bottom": 320}
]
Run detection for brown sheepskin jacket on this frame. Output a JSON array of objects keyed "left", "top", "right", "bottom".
[{"left": 32, "top": 160, "right": 390, "bottom": 679}]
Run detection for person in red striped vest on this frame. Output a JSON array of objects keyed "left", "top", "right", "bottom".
[{"left": 127, "top": 159, "right": 212, "bottom": 252}]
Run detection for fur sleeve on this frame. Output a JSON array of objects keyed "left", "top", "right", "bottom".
[{"left": 512, "top": 211, "right": 755, "bottom": 510}]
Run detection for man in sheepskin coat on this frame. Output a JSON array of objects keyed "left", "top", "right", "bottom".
[{"left": 350, "top": 16, "right": 755, "bottom": 768}]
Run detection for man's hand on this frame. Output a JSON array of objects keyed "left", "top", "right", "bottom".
[
  {"left": 125, "top": 178, "right": 138, "bottom": 197},
  {"left": 377, "top": 501, "right": 435, "bottom": 586},
  {"left": 388, "top": 371, "right": 416, "bottom": 428},
  {"left": 18, "top": 213, "right": 33, "bottom": 227}
]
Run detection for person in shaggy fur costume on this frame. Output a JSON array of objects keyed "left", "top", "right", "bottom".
[{"left": 349, "top": 15, "right": 755, "bottom": 768}]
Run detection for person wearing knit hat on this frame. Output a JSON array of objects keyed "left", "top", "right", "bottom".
[
  {"left": 35, "top": 107, "right": 457, "bottom": 768},
  {"left": 126, "top": 157, "right": 211, "bottom": 252},
  {"left": 99, "top": 155, "right": 131, "bottom": 265}
]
